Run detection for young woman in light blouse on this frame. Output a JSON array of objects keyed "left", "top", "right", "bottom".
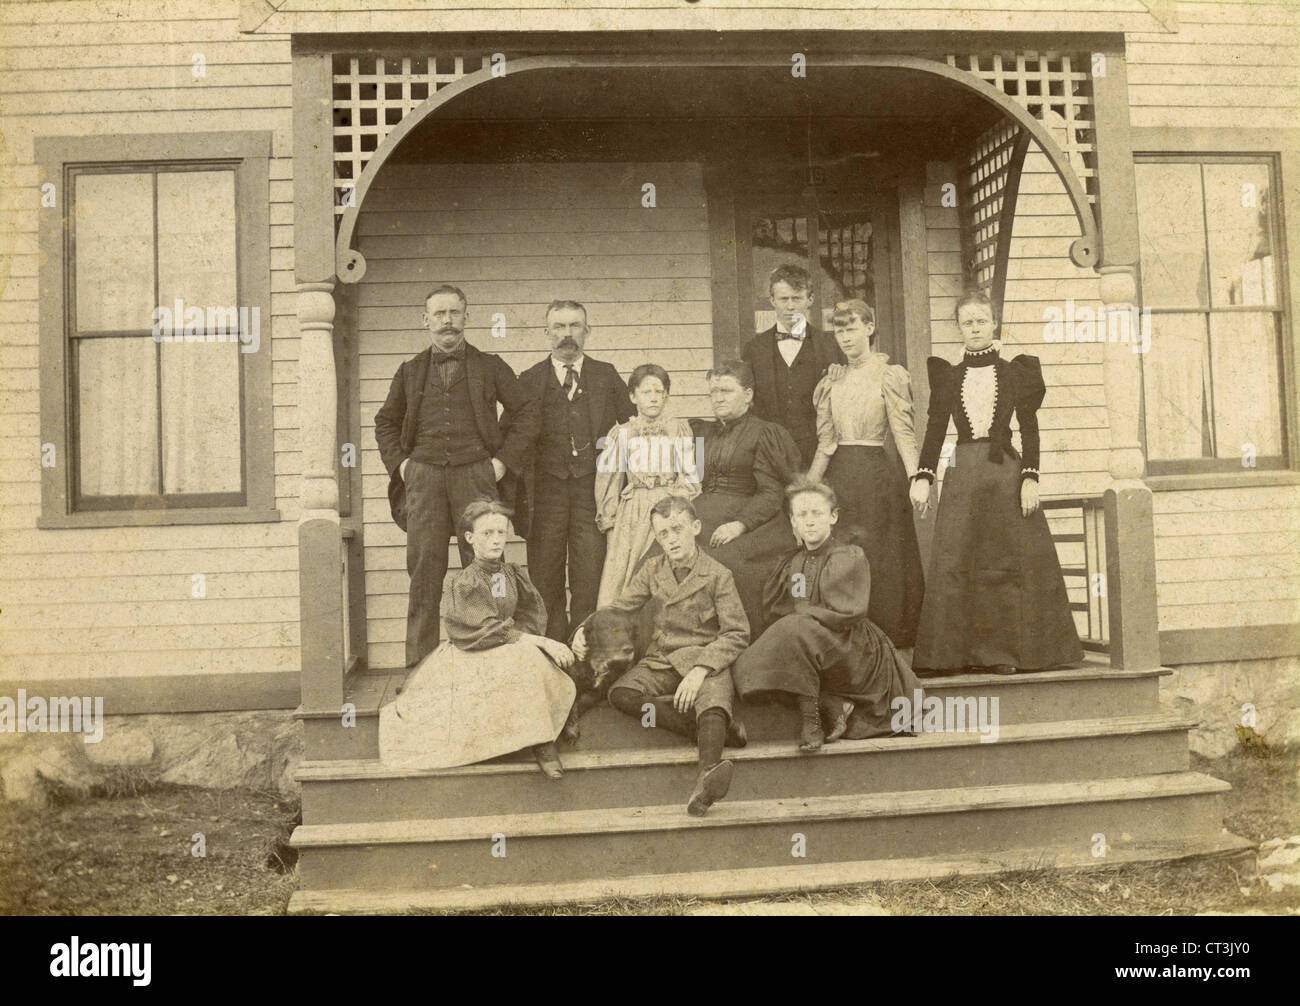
[
  {"left": 806, "top": 299, "right": 925, "bottom": 648},
  {"left": 907, "top": 290, "right": 1083, "bottom": 675}
]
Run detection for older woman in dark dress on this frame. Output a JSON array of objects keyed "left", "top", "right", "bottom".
[{"left": 691, "top": 359, "right": 803, "bottom": 632}]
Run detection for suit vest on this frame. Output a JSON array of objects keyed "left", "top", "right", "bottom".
[{"left": 538, "top": 367, "right": 597, "bottom": 479}]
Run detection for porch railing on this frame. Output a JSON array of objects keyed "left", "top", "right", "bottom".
[{"left": 1041, "top": 495, "right": 1109, "bottom": 653}]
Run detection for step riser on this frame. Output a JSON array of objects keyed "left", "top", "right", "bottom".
[
  {"left": 304, "top": 676, "right": 1162, "bottom": 761},
  {"left": 301, "top": 730, "right": 1190, "bottom": 823},
  {"left": 296, "top": 792, "right": 1223, "bottom": 891}
]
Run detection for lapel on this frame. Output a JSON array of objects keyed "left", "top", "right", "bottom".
[
  {"left": 653, "top": 551, "right": 710, "bottom": 607},
  {"left": 464, "top": 340, "right": 487, "bottom": 409},
  {"left": 753, "top": 327, "right": 778, "bottom": 401},
  {"left": 404, "top": 348, "right": 433, "bottom": 447}
]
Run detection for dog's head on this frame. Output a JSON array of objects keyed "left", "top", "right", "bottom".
[{"left": 585, "top": 608, "right": 637, "bottom": 689}]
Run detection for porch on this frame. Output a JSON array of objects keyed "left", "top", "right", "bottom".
[{"left": 285, "top": 34, "right": 1232, "bottom": 911}]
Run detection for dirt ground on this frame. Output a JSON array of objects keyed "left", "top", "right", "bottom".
[{"left": 0, "top": 747, "right": 1295, "bottom": 916}]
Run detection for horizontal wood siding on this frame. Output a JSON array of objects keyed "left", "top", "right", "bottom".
[
  {"left": 356, "top": 161, "right": 713, "bottom": 669},
  {"left": 0, "top": 2, "right": 299, "bottom": 687},
  {"left": 1126, "top": 1, "right": 1300, "bottom": 129},
  {"left": 1153, "top": 485, "right": 1300, "bottom": 633}
]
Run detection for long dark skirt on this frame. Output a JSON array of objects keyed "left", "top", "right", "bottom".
[
  {"left": 914, "top": 442, "right": 1084, "bottom": 670},
  {"left": 734, "top": 611, "right": 921, "bottom": 739},
  {"left": 695, "top": 490, "right": 796, "bottom": 633},
  {"left": 823, "top": 445, "right": 925, "bottom": 648}
]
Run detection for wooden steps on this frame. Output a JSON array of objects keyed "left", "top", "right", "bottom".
[
  {"left": 288, "top": 658, "right": 1245, "bottom": 914},
  {"left": 291, "top": 772, "right": 1231, "bottom": 894},
  {"left": 298, "top": 655, "right": 1165, "bottom": 760},
  {"left": 287, "top": 832, "right": 1256, "bottom": 915},
  {"left": 298, "top": 713, "right": 1192, "bottom": 822}
]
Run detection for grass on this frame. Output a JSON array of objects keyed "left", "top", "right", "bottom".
[{"left": 0, "top": 745, "right": 1295, "bottom": 916}]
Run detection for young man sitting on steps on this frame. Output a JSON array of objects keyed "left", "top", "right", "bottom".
[{"left": 572, "top": 495, "right": 750, "bottom": 816}]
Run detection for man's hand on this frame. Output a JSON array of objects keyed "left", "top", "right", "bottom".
[
  {"left": 570, "top": 626, "right": 588, "bottom": 661},
  {"left": 709, "top": 521, "right": 745, "bottom": 548},
  {"left": 490, "top": 457, "right": 507, "bottom": 481},
  {"left": 909, "top": 478, "right": 932, "bottom": 516},
  {"left": 674, "top": 665, "right": 710, "bottom": 714},
  {"left": 1020, "top": 479, "right": 1040, "bottom": 517}
]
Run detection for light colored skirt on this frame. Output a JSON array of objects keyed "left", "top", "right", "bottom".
[
  {"left": 379, "top": 638, "right": 577, "bottom": 771},
  {"left": 597, "top": 484, "right": 681, "bottom": 607}
]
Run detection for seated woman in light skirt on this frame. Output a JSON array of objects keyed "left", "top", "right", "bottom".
[{"left": 379, "top": 500, "right": 577, "bottom": 778}]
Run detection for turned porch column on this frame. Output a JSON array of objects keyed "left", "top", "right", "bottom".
[
  {"left": 1090, "top": 47, "right": 1162, "bottom": 670},
  {"left": 294, "top": 48, "right": 348, "bottom": 709}
]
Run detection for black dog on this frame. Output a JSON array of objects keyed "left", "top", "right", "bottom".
[{"left": 562, "top": 607, "right": 637, "bottom": 743}]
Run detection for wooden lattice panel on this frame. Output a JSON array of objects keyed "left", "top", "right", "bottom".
[
  {"left": 332, "top": 53, "right": 492, "bottom": 215},
  {"left": 960, "top": 119, "right": 1023, "bottom": 294},
  {"left": 946, "top": 51, "right": 1097, "bottom": 206}
]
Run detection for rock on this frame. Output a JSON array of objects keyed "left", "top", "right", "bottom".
[
  {"left": 34, "top": 744, "right": 95, "bottom": 792},
  {"left": 160, "top": 734, "right": 261, "bottom": 790},
  {"left": 0, "top": 750, "right": 44, "bottom": 804},
  {"left": 85, "top": 729, "right": 154, "bottom": 768}
]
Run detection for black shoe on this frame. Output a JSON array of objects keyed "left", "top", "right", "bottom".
[
  {"left": 797, "top": 695, "right": 823, "bottom": 752},
  {"left": 533, "top": 741, "right": 564, "bottom": 779},
  {"left": 725, "top": 718, "right": 747, "bottom": 749},
  {"left": 687, "top": 759, "right": 734, "bottom": 816},
  {"left": 821, "top": 695, "right": 853, "bottom": 743},
  {"left": 988, "top": 664, "right": 1018, "bottom": 676}
]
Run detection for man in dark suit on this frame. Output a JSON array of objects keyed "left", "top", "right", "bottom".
[
  {"left": 740, "top": 264, "right": 847, "bottom": 468},
  {"left": 518, "top": 300, "right": 634, "bottom": 641},
  {"left": 374, "top": 284, "right": 538, "bottom": 667}
]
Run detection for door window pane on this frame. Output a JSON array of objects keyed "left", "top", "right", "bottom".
[
  {"left": 1135, "top": 162, "right": 1207, "bottom": 308},
  {"left": 817, "top": 212, "right": 874, "bottom": 328},
  {"left": 74, "top": 173, "right": 155, "bottom": 332},
  {"left": 77, "top": 336, "right": 159, "bottom": 495},
  {"left": 751, "top": 215, "right": 810, "bottom": 332}
]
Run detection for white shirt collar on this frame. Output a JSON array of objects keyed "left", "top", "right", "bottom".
[{"left": 551, "top": 354, "right": 584, "bottom": 380}]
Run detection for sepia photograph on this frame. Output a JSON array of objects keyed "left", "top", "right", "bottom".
[{"left": 0, "top": 0, "right": 1296, "bottom": 946}]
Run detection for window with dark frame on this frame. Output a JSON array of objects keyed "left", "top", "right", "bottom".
[
  {"left": 1133, "top": 154, "right": 1289, "bottom": 475},
  {"left": 66, "top": 161, "right": 247, "bottom": 511}
]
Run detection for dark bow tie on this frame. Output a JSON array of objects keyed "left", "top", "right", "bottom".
[
  {"left": 431, "top": 347, "right": 465, "bottom": 364},
  {"left": 777, "top": 331, "right": 806, "bottom": 342}
]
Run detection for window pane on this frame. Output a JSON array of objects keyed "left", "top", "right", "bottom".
[
  {"left": 1209, "top": 312, "right": 1284, "bottom": 459},
  {"left": 1203, "top": 162, "right": 1276, "bottom": 307},
  {"left": 76, "top": 337, "right": 159, "bottom": 495},
  {"left": 751, "top": 215, "right": 810, "bottom": 332},
  {"left": 157, "top": 170, "right": 237, "bottom": 313},
  {"left": 1142, "top": 312, "right": 1211, "bottom": 460},
  {"left": 74, "top": 173, "right": 155, "bottom": 332},
  {"left": 160, "top": 339, "right": 243, "bottom": 494},
  {"left": 1134, "top": 162, "right": 1208, "bottom": 308},
  {"left": 817, "top": 212, "right": 875, "bottom": 329}
]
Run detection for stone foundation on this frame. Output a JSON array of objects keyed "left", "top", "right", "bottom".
[
  {"left": 1161, "top": 656, "right": 1300, "bottom": 759},
  {"left": 0, "top": 709, "right": 301, "bottom": 807}
]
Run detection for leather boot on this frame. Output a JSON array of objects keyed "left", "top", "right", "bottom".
[
  {"left": 687, "top": 759, "right": 734, "bottom": 817},
  {"left": 532, "top": 741, "right": 563, "bottom": 779},
  {"left": 797, "top": 694, "right": 823, "bottom": 752},
  {"left": 821, "top": 694, "right": 853, "bottom": 743}
]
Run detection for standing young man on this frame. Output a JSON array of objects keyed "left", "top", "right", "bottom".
[{"left": 741, "top": 264, "right": 846, "bottom": 467}]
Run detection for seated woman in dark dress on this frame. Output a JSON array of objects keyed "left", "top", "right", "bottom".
[
  {"left": 733, "top": 477, "right": 921, "bottom": 752},
  {"left": 691, "top": 359, "right": 803, "bottom": 632}
]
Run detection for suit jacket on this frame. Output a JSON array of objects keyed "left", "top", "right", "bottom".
[
  {"left": 374, "top": 342, "right": 539, "bottom": 534},
  {"left": 740, "top": 325, "right": 847, "bottom": 447},
  {"left": 515, "top": 354, "right": 634, "bottom": 539}
]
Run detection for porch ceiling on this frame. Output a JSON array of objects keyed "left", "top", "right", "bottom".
[{"left": 427, "top": 64, "right": 1000, "bottom": 135}]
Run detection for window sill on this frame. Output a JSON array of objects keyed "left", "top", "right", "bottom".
[
  {"left": 37, "top": 507, "right": 282, "bottom": 529},
  {"left": 1144, "top": 470, "right": 1300, "bottom": 493}
]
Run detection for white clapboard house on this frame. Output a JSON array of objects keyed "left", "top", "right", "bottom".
[{"left": 1, "top": 0, "right": 1297, "bottom": 912}]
